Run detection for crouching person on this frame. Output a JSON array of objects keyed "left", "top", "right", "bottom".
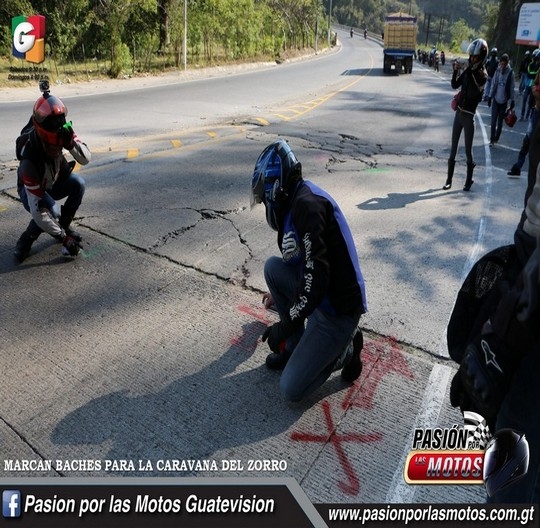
[
  {"left": 15, "top": 86, "right": 90, "bottom": 263},
  {"left": 250, "top": 139, "right": 367, "bottom": 402}
]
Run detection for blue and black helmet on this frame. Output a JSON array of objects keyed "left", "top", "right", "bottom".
[{"left": 250, "top": 139, "right": 302, "bottom": 230}]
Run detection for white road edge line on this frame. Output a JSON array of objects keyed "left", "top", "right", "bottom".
[
  {"left": 386, "top": 113, "right": 493, "bottom": 503},
  {"left": 385, "top": 363, "right": 453, "bottom": 503},
  {"left": 438, "top": 111, "right": 494, "bottom": 359}
]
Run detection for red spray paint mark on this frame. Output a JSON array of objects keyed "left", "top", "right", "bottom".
[
  {"left": 290, "top": 335, "right": 415, "bottom": 496},
  {"left": 234, "top": 304, "right": 416, "bottom": 497},
  {"left": 236, "top": 304, "right": 273, "bottom": 323},
  {"left": 228, "top": 304, "right": 274, "bottom": 352},
  {"left": 291, "top": 400, "right": 382, "bottom": 495},
  {"left": 341, "top": 335, "right": 415, "bottom": 411}
]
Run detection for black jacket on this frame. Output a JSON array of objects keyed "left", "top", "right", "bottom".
[
  {"left": 452, "top": 65, "right": 486, "bottom": 114},
  {"left": 277, "top": 180, "right": 367, "bottom": 324}
]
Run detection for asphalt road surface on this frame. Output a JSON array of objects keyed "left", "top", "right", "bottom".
[{"left": 0, "top": 28, "right": 529, "bottom": 507}]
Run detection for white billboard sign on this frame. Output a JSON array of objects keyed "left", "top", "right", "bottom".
[{"left": 516, "top": 2, "right": 540, "bottom": 46}]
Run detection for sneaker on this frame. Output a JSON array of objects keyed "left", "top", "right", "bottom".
[
  {"left": 341, "top": 330, "right": 363, "bottom": 382},
  {"left": 507, "top": 167, "right": 521, "bottom": 177},
  {"left": 265, "top": 349, "right": 292, "bottom": 371}
]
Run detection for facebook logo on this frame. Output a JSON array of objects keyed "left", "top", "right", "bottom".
[{"left": 2, "top": 490, "right": 21, "bottom": 518}]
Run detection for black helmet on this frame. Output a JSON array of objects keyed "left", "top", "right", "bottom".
[
  {"left": 483, "top": 429, "right": 529, "bottom": 497},
  {"left": 468, "top": 38, "right": 488, "bottom": 64},
  {"left": 250, "top": 139, "right": 302, "bottom": 231}
]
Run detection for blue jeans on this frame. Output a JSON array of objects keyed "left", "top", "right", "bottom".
[
  {"left": 519, "top": 75, "right": 527, "bottom": 94},
  {"left": 19, "top": 172, "right": 85, "bottom": 217},
  {"left": 521, "top": 85, "right": 533, "bottom": 119},
  {"left": 264, "top": 256, "right": 361, "bottom": 402},
  {"left": 514, "top": 109, "right": 539, "bottom": 171},
  {"left": 488, "top": 348, "right": 540, "bottom": 502}
]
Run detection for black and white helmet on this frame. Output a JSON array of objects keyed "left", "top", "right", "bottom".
[{"left": 468, "top": 38, "right": 489, "bottom": 64}]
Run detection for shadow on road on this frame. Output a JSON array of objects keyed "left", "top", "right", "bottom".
[
  {"left": 357, "top": 187, "right": 449, "bottom": 210},
  {"left": 51, "top": 319, "right": 353, "bottom": 474}
]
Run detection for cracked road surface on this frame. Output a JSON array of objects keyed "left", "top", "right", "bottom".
[{"left": 0, "top": 28, "right": 527, "bottom": 507}]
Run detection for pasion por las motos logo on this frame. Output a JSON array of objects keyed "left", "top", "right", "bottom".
[
  {"left": 404, "top": 411, "right": 492, "bottom": 485},
  {"left": 12, "top": 15, "right": 46, "bottom": 64}
]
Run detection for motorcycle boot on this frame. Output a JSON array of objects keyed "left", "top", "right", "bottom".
[
  {"left": 464, "top": 162, "right": 476, "bottom": 191},
  {"left": 14, "top": 220, "right": 43, "bottom": 263},
  {"left": 341, "top": 329, "right": 364, "bottom": 382},
  {"left": 443, "top": 159, "right": 455, "bottom": 190}
]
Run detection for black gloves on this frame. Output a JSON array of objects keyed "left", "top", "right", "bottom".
[
  {"left": 62, "top": 234, "right": 83, "bottom": 256},
  {"left": 449, "top": 324, "right": 513, "bottom": 425},
  {"left": 262, "top": 320, "right": 301, "bottom": 353}
]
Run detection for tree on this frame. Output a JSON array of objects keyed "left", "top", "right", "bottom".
[
  {"left": 449, "top": 18, "right": 475, "bottom": 52},
  {"left": 489, "top": 0, "right": 519, "bottom": 55},
  {"left": 158, "top": 0, "right": 173, "bottom": 51}
]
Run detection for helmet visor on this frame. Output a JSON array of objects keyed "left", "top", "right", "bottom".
[{"left": 250, "top": 144, "right": 282, "bottom": 208}]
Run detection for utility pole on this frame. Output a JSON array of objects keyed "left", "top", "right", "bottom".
[
  {"left": 424, "top": 13, "right": 431, "bottom": 46},
  {"left": 437, "top": 17, "right": 445, "bottom": 47},
  {"left": 327, "top": 0, "right": 333, "bottom": 47}
]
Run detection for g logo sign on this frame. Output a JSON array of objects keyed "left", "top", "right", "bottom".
[{"left": 12, "top": 15, "right": 46, "bottom": 64}]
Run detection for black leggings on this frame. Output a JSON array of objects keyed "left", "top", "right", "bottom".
[{"left": 449, "top": 109, "right": 476, "bottom": 165}]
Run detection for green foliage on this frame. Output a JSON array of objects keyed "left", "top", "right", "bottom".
[
  {"left": 449, "top": 18, "right": 475, "bottom": 53},
  {"left": 0, "top": 0, "right": 509, "bottom": 79},
  {"left": 331, "top": 0, "right": 499, "bottom": 50}
]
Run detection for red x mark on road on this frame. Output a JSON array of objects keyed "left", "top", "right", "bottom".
[
  {"left": 291, "top": 400, "right": 382, "bottom": 495},
  {"left": 235, "top": 305, "right": 416, "bottom": 496},
  {"left": 290, "top": 335, "right": 415, "bottom": 496}
]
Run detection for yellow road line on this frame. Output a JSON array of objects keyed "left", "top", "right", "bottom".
[{"left": 271, "top": 54, "right": 375, "bottom": 121}]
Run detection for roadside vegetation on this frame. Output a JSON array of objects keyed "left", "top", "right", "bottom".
[
  {"left": 1, "top": 0, "right": 334, "bottom": 87},
  {"left": 0, "top": 0, "right": 526, "bottom": 87}
]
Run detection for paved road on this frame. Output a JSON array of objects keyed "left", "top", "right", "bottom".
[{"left": 0, "top": 28, "right": 530, "bottom": 507}]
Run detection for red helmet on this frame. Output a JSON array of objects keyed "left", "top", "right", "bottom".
[
  {"left": 32, "top": 93, "right": 68, "bottom": 153},
  {"left": 505, "top": 108, "right": 517, "bottom": 128}
]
